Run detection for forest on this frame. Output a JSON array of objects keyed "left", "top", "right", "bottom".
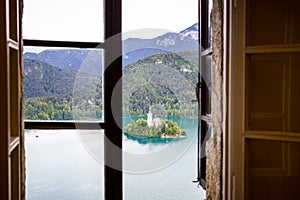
[{"left": 24, "top": 51, "right": 199, "bottom": 120}]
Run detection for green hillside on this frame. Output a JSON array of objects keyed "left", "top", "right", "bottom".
[
  {"left": 24, "top": 59, "right": 102, "bottom": 120},
  {"left": 123, "top": 51, "right": 198, "bottom": 118},
  {"left": 24, "top": 59, "right": 77, "bottom": 98},
  {"left": 24, "top": 50, "right": 199, "bottom": 120}
]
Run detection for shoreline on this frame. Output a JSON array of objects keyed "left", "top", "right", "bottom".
[{"left": 124, "top": 132, "right": 187, "bottom": 139}]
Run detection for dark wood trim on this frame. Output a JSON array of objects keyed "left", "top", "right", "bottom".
[
  {"left": 23, "top": 39, "right": 105, "bottom": 49},
  {"left": 198, "top": 0, "right": 211, "bottom": 190},
  {"left": 104, "top": 0, "right": 122, "bottom": 199},
  {"left": 24, "top": 121, "right": 105, "bottom": 130},
  {"left": 201, "top": 0, "right": 209, "bottom": 49},
  {"left": 0, "top": 0, "right": 10, "bottom": 198}
]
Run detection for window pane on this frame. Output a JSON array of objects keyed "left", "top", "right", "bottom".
[
  {"left": 122, "top": 0, "right": 205, "bottom": 197},
  {"left": 123, "top": 119, "right": 205, "bottom": 199},
  {"left": 24, "top": 47, "right": 103, "bottom": 121},
  {"left": 23, "top": 0, "right": 104, "bottom": 42},
  {"left": 25, "top": 129, "right": 104, "bottom": 199}
]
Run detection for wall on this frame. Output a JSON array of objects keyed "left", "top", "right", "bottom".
[{"left": 206, "top": 0, "right": 224, "bottom": 199}]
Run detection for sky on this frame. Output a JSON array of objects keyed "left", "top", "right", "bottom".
[
  {"left": 23, "top": 0, "right": 198, "bottom": 43},
  {"left": 122, "top": 0, "right": 198, "bottom": 39}
]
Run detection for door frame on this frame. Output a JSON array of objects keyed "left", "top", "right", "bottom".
[{"left": 226, "top": 0, "right": 245, "bottom": 199}]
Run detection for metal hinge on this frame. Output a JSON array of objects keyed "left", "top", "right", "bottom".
[{"left": 191, "top": 82, "right": 201, "bottom": 103}]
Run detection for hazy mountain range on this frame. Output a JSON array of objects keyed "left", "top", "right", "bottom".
[
  {"left": 24, "top": 23, "right": 199, "bottom": 120},
  {"left": 24, "top": 23, "right": 199, "bottom": 71}
]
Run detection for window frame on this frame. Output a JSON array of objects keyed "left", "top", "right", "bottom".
[
  {"left": 23, "top": 0, "right": 122, "bottom": 199},
  {"left": 197, "top": 0, "right": 212, "bottom": 190}
]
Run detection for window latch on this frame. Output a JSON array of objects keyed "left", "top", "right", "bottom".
[{"left": 191, "top": 82, "right": 201, "bottom": 103}]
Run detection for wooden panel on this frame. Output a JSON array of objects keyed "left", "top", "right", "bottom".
[
  {"left": 10, "top": 48, "right": 20, "bottom": 137},
  {"left": 0, "top": 0, "right": 10, "bottom": 199},
  {"left": 290, "top": 54, "right": 300, "bottom": 132},
  {"left": 247, "top": 140, "right": 286, "bottom": 170},
  {"left": 1, "top": 0, "right": 21, "bottom": 199},
  {"left": 246, "top": 0, "right": 288, "bottom": 46},
  {"left": 246, "top": 139, "right": 300, "bottom": 200},
  {"left": 245, "top": 45, "right": 300, "bottom": 54},
  {"left": 247, "top": 54, "right": 287, "bottom": 131},
  {"left": 9, "top": 0, "right": 18, "bottom": 41},
  {"left": 248, "top": 54, "right": 286, "bottom": 113},
  {"left": 233, "top": 0, "right": 300, "bottom": 199},
  {"left": 249, "top": 118, "right": 284, "bottom": 132},
  {"left": 244, "top": 131, "right": 300, "bottom": 143},
  {"left": 290, "top": 1, "right": 300, "bottom": 44},
  {"left": 10, "top": 146, "right": 20, "bottom": 200}
]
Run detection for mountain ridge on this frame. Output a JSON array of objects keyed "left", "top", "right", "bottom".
[{"left": 24, "top": 23, "right": 199, "bottom": 71}]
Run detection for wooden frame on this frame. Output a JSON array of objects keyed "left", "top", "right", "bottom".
[
  {"left": 22, "top": 0, "right": 122, "bottom": 199},
  {"left": 0, "top": 0, "right": 22, "bottom": 199},
  {"left": 196, "top": 0, "right": 213, "bottom": 190},
  {"left": 227, "top": 0, "right": 300, "bottom": 199}
]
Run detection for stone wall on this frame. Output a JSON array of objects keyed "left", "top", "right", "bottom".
[{"left": 206, "top": 0, "right": 224, "bottom": 199}]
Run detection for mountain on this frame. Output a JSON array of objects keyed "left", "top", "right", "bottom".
[
  {"left": 123, "top": 23, "right": 199, "bottom": 65},
  {"left": 123, "top": 23, "right": 199, "bottom": 52},
  {"left": 122, "top": 50, "right": 199, "bottom": 117},
  {"left": 24, "top": 59, "right": 103, "bottom": 120},
  {"left": 179, "top": 23, "right": 198, "bottom": 41},
  {"left": 23, "top": 23, "right": 200, "bottom": 120},
  {"left": 24, "top": 49, "right": 102, "bottom": 75},
  {"left": 24, "top": 23, "right": 199, "bottom": 71},
  {"left": 24, "top": 59, "right": 78, "bottom": 98},
  {"left": 24, "top": 50, "right": 198, "bottom": 119}
]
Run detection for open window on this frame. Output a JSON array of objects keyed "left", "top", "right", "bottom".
[
  {"left": 195, "top": 0, "right": 213, "bottom": 189},
  {"left": 23, "top": 0, "right": 122, "bottom": 199},
  {"left": 22, "top": 0, "right": 210, "bottom": 199}
]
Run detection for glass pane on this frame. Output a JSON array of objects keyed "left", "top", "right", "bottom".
[
  {"left": 25, "top": 129, "right": 104, "bottom": 199},
  {"left": 122, "top": 0, "right": 205, "bottom": 198},
  {"left": 123, "top": 119, "right": 205, "bottom": 199},
  {"left": 24, "top": 47, "right": 103, "bottom": 121},
  {"left": 23, "top": 0, "right": 104, "bottom": 42},
  {"left": 202, "top": 55, "right": 212, "bottom": 115},
  {"left": 246, "top": 139, "right": 300, "bottom": 200}
]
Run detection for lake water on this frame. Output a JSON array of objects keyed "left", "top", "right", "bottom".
[{"left": 25, "top": 118, "right": 206, "bottom": 199}]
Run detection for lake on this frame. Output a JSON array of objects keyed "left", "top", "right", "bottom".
[{"left": 25, "top": 118, "right": 206, "bottom": 199}]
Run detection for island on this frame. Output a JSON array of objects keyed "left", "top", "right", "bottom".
[{"left": 124, "top": 108, "right": 187, "bottom": 138}]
